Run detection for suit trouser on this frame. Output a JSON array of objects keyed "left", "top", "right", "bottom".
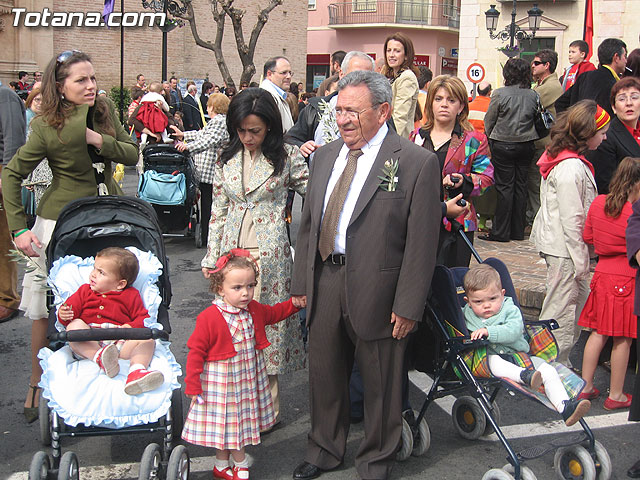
[
  {"left": 538, "top": 254, "right": 589, "bottom": 366},
  {"left": 489, "top": 140, "right": 536, "bottom": 241},
  {"left": 306, "top": 260, "right": 406, "bottom": 480},
  {"left": 0, "top": 191, "right": 20, "bottom": 310}
]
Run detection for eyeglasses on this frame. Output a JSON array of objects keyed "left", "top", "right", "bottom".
[
  {"left": 615, "top": 93, "right": 640, "bottom": 103},
  {"left": 334, "top": 104, "right": 379, "bottom": 121},
  {"left": 531, "top": 60, "right": 545, "bottom": 66},
  {"left": 56, "top": 50, "right": 81, "bottom": 66},
  {"left": 273, "top": 70, "right": 293, "bottom": 77}
]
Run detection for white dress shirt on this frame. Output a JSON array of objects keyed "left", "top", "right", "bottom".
[{"left": 322, "top": 123, "right": 388, "bottom": 254}]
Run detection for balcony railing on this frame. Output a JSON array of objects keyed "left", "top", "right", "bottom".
[{"left": 328, "top": 1, "right": 460, "bottom": 28}]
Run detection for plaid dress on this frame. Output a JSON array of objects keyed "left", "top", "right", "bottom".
[{"left": 182, "top": 300, "right": 276, "bottom": 449}]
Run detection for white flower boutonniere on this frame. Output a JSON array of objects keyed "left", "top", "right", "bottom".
[{"left": 378, "top": 159, "right": 399, "bottom": 192}]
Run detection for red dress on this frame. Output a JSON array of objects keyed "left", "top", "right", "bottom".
[{"left": 578, "top": 195, "right": 637, "bottom": 338}]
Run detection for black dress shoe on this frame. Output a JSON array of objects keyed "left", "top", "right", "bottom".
[
  {"left": 628, "top": 459, "right": 640, "bottom": 478},
  {"left": 293, "top": 461, "right": 323, "bottom": 479}
]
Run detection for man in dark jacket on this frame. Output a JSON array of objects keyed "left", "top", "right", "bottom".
[
  {"left": 285, "top": 51, "right": 375, "bottom": 158},
  {"left": 556, "top": 38, "right": 627, "bottom": 115}
]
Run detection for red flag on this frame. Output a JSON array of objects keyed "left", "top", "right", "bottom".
[{"left": 584, "top": 0, "right": 593, "bottom": 61}]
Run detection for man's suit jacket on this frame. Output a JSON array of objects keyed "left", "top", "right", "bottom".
[
  {"left": 182, "top": 94, "right": 203, "bottom": 131},
  {"left": 586, "top": 115, "right": 640, "bottom": 194},
  {"left": 555, "top": 66, "right": 617, "bottom": 115},
  {"left": 260, "top": 79, "right": 294, "bottom": 133},
  {"left": 291, "top": 130, "right": 441, "bottom": 341}
]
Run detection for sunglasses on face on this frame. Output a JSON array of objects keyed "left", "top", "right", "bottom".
[{"left": 531, "top": 60, "right": 545, "bottom": 66}]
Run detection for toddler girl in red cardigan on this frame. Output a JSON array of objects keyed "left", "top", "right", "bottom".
[
  {"left": 182, "top": 249, "right": 299, "bottom": 480},
  {"left": 58, "top": 247, "right": 164, "bottom": 396}
]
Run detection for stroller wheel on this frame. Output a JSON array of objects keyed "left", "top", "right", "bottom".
[
  {"left": 166, "top": 445, "right": 190, "bottom": 480},
  {"left": 482, "top": 468, "right": 515, "bottom": 480},
  {"left": 592, "top": 440, "right": 612, "bottom": 480},
  {"left": 38, "top": 392, "right": 51, "bottom": 446},
  {"left": 29, "top": 451, "right": 50, "bottom": 480},
  {"left": 452, "top": 396, "right": 486, "bottom": 440},
  {"left": 57, "top": 451, "right": 80, "bottom": 480},
  {"left": 554, "top": 445, "right": 596, "bottom": 480},
  {"left": 395, "top": 416, "right": 413, "bottom": 461},
  {"left": 483, "top": 401, "right": 501, "bottom": 436},
  {"left": 411, "top": 411, "right": 431, "bottom": 457},
  {"left": 502, "top": 464, "right": 538, "bottom": 480},
  {"left": 138, "top": 443, "right": 162, "bottom": 480}
]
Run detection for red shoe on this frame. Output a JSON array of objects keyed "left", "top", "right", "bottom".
[
  {"left": 603, "top": 394, "right": 632, "bottom": 411},
  {"left": 232, "top": 466, "right": 249, "bottom": 480},
  {"left": 124, "top": 369, "right": 164, "bottom": 395},
  {"left": 95, "top": 344, "right": 120, "bottom": 378},
  {"left": 213, "top": 466, "right": 233, "bottom": 480},
  {"left": 577, "top": 387, "right": 600, "bottom": 401}
]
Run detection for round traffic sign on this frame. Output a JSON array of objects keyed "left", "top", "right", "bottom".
[{"left": 466, "top": 63, "right": 485, "bottom": 84}]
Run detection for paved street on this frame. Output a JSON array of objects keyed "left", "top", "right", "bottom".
[{"left": 2, "top": 168, "right": 638, "bottom": 479}]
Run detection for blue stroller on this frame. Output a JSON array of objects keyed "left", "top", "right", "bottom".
[
  {"left": 29, "top": 196, "right": 188, "bottom": 480},
  {"left": 401, "top": 232, "right": 612, "bottom": 480}
]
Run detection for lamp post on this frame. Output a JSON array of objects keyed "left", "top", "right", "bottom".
[
  {"left": 485, "top": 2, "right": 543, "bottom": 49},
  {"left": 141, "top": 0, "right": 186, "bottom": 81}
]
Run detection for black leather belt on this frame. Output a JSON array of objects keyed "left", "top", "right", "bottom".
[{"left": 324, "top": 253, "right": 346, "bottom": 265}]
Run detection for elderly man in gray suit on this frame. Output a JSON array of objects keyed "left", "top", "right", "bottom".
[{"left": 291, "top": 70, "right": 441, "bottom": 480}]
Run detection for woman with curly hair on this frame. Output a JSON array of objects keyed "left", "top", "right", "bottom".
[
  {"left": 483, "top": 58, "right": 539, "bottom": 242},
  {"left": 381, "top": 32, "right": 420, "bottom": 138},
  {"left": 200, "top": 88, "right": 308, "bottom": 424},
  {"left": 1, "top": 50, "right": 138, "bottom": 422},
  {"left": 531, "top": 99, "right": 610, "bottom": 365}
]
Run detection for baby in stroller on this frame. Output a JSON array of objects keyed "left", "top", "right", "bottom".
[
  {"left": 58, "top": 247, "right": 164, "bottom": 395},
  {"left": 462, "top": 263, "right": 591, "bottom": 426}
]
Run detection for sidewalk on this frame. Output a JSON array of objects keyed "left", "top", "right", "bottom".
[{"left": 473, "top": 236, "right": 547, "bottom": 321}]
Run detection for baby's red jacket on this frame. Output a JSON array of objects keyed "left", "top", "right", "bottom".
[
  {"left": 185, "top": 298, "right": 299, "bottom": 395},
  {"left": 58, "top": 284, "right": 149, "bottom": 328}
]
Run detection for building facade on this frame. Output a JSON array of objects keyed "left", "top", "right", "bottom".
[
  {"left": 0, "top": 0, "right": 307, "bottom": 92},
  {"left": 457, "top": 0, "right": 638, "bottom": 94},
  {"left": 307, "top": 0, "right": 461, "bottom": 91}
]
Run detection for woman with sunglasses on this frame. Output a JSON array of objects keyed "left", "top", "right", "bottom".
[
  {"left": 586, "top": 76, "right": 640, "bottom": 194},
  {"left": 1, "top": 50, "right": 138, "bottom": 422}
]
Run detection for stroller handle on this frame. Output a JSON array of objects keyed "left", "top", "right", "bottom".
[{"left": 54, "top": 327, "right": 169, "bottom": 343}]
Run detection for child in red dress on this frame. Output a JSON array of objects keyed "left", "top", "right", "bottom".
[
  {"left": 182, "top": 249, "right": 299, "bottom": 480},
  {"left": 578, "top": 157, "right": 640, "bottom": 410},
  {"left": 58, "top": 247, "right": 164, "bottom": 396}
]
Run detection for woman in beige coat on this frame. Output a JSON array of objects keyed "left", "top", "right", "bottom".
[
  {"left": 381, "top": 32, "right": 419, "bottom": 138},
  {"left": 201, "top": 88, "right": 308, "bottom": 422}
]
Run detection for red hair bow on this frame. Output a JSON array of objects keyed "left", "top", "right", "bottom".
[{"left": 212, "top": 248, "right": 254, "bottom": 273}]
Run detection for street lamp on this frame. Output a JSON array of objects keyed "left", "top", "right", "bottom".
[
  {"left": 141, "top": 0, "right": 186, "bottom": 81},
  {"left": 484, "top": 2, "right": 543, "bottom": 48}
]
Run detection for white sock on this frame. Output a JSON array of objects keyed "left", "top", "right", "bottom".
[
  {"left": 129, "top": 363, "right": 145, "bottom": 373},
  {"left": 214, "top": 458, "right": 229, "bottom": 470}
]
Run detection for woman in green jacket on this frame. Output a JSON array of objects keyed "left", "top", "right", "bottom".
[{"left": 1, "top": 50, "right": 138, "bottom": 422}]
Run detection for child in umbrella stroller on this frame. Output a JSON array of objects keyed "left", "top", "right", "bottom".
[
  {"left": 462, "top": 263, "right": 591, "bottom": 426},
  {"left": 58, "top": 247, "right": 164, "bottom": 396}
]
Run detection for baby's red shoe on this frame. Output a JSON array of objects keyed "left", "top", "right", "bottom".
[
  {"left": 124, "top": 369, "right": 164, "bottom": 395},
  {"left": 95, "top": 344, "right": 119, "bottom": 378}
]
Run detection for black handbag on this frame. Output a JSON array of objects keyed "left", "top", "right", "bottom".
[{"left": 534, "top": 93, "right": 554, "bottom": 138}]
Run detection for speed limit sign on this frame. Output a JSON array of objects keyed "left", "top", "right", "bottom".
[{"left": 466, "top": 63, "right": 485, "bottom": 84}]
